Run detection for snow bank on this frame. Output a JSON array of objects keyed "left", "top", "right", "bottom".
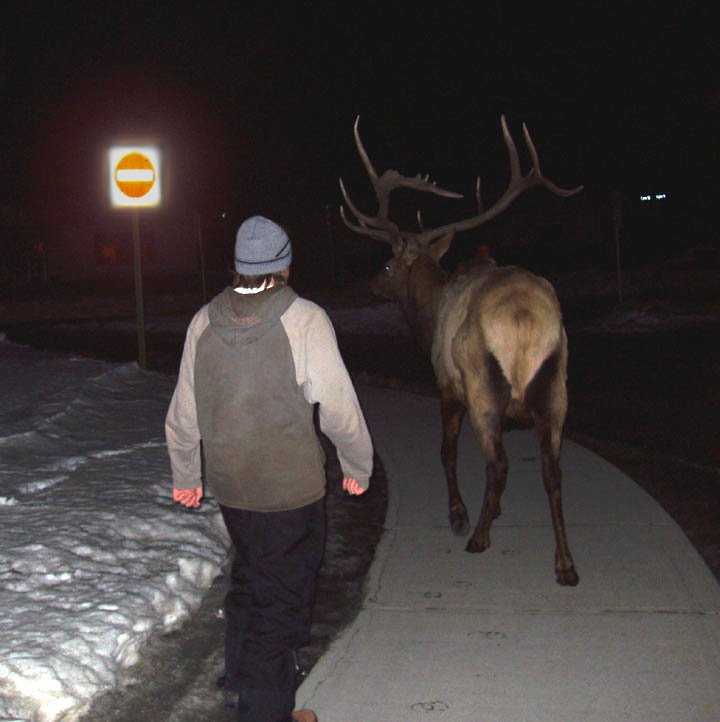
[{"left": 0, "top": 340, "right": 230, "bottom": 722}]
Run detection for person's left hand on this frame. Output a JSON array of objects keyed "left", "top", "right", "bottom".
[
  {"left": 173, "top": 486, "right": 203, "bottom": 508},
  {"left": 343, "top": 477, "right": 366, "bottom": 496}
]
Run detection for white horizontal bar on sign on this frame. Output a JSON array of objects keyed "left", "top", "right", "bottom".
[{"left": 116, "top": 169, "right": 154, "bottom": 181}]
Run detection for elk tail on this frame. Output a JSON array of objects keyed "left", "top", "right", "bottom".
[{"left": 486, "top": 308, "right": 560, "bottom": 405}]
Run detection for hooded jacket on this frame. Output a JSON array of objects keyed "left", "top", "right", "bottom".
[{"left": 165, "top": 284, "right": 373, "bottom": 511}]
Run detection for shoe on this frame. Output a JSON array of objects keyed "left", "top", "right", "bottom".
[{"left": 291, "top": 710, "right": 318, "bottom": 722}]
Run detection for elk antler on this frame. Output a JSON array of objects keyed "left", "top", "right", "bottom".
[
  {"left": 339, "top": 116, "right": 463, "bottom": 245},
  {"left": 340, "top": 115, "right": 583, "bottom": 248}
]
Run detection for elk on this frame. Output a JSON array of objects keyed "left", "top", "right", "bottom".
[{"left": 340, "top": 116, "right": 582, "bottom": 585}]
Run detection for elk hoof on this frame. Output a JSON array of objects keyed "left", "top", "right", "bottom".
[
  {"left": 465, "top": 537, "right": 488, "bottom": 554},
  {"left": 449, "top": 508, "right": 469, "bottom": 536},
  {"left": 556, "top": 566, "right": 580, "bottom": 586}
]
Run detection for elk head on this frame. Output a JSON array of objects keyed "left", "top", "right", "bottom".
[
  {"left": 340, "top": 115, "right": 583, "bottom": 302},
  {"left": 369, "top": 233, "right": 455, "bottom": 303}
]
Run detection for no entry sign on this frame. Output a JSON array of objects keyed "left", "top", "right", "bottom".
[{"left": 108, "top": 146, "right": 161, "bottom": 207}]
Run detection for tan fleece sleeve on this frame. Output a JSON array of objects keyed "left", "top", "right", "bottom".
[
  {"left": 282, "top": 299, "right": 374, "bottom": 488},
  {"left": 165, "top": 306, "right": 210, "bottom": 490}
]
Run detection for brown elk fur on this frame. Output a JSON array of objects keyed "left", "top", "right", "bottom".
[
  {"left": 344, "top": 116, "right": 581, "bottom": 585},
  {"left": 373, "top": 236, "right": 578, "bottom": 586}
]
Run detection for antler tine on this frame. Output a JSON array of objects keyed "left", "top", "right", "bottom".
[
  {"left": 395, "top": 171, "right": 463, "bottom": 200},
  {"left": 339, "top": 177, "right": 400, "bottom": 243},
  {"left": 341, "top": 116, "right": 463, "bottom": 246},
  {"left": 475, "top": 177, "right": 485, "bottom": 213},
  {"left": 339, "top": 203, "right": 397, "bottom": 243},
  {"left": 341, "top": 114, "right": 581, "bottom": 250},
  {"left": 500, "top": 114, "right": 523, "bottom": 184},
  {"left": 522, "top": 123, "right": 584, "bottom": 197},
  {"left": 339, "top": 177, "right": 376, "bottom": 229},
  {"left": 350, "top": 117, "right": 390, "bottom": 223},
  {"left": 353, "top": 116, "right": 379, "bottom": 185},
  {"left": 415, "top": 115, "right": 583, "bottom": 244},
  {"left": 356, "top": 115, "right": 464, "bottom": 206}
]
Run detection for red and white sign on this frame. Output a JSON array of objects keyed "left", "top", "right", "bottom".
[{"left": 108, "top": 146, "right": 161, "bottom": 207}]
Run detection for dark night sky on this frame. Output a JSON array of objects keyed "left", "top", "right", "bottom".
[{"left": 2, "top": 3, "right": 718, "bottom": 234}]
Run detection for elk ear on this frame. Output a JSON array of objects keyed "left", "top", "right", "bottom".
[{"left": 428, "top": 232, "right": 455, "bottom": 263}]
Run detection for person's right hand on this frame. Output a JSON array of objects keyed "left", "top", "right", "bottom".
[
  {"left": 173, "top": 486, "right": 203, "bottom": 508},
  {"left": 343, "top": 477, "right": 366, "bottom": 496}
]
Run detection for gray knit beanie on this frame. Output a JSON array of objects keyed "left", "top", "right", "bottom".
[{"left": 234, "top": 215, "right": 292, "bottom": 275}]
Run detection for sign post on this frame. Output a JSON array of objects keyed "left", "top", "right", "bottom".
[
  {"left": 108, "top": 146, "right": 161, "bottom": 369},
  {"left": 131, "top": 211, "right": 146, "bottom": 368}
]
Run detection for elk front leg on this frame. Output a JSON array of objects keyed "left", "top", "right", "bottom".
[{"left": 440, "top": 392, "right": 469, "bottom": 536}]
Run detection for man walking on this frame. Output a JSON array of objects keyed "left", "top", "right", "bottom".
[{"left": 166, "top": 215, "right": 373, "bottom": 722}]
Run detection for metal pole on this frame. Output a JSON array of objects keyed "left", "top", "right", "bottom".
[{"left": 132, "top": 211, "right": 147, "bottom": 369}]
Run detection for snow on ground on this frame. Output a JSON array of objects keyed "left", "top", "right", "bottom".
[
  {"left": 0, "top": 337, "right": 230, "bottom": 722},
  {"left": 579, "top": 299, "right": 719, "bottom": 334},
  {"left": 0, "top": 291, "right": 716, "bottom": 721},
  {"left": 0, "top": 300, "right": 407, "bottom": 722}
]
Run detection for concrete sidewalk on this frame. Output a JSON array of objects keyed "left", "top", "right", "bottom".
[{"left": 297, "top": 385, "right": 720, "bottom": 722}]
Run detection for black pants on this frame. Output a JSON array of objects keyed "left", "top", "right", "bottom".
[{"left": 220, "top": 499, "right": 325, "bottom": 722}]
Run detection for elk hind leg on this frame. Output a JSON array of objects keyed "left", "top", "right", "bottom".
[
  {"left": 465, "top": 354, "right": 510, "bottom": 553},
  {"left": 441, "top": 391, "right": 469, "bottom": 536},
  {"left": 526, "top": 352, "right": 579, "bottom": 586}
]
